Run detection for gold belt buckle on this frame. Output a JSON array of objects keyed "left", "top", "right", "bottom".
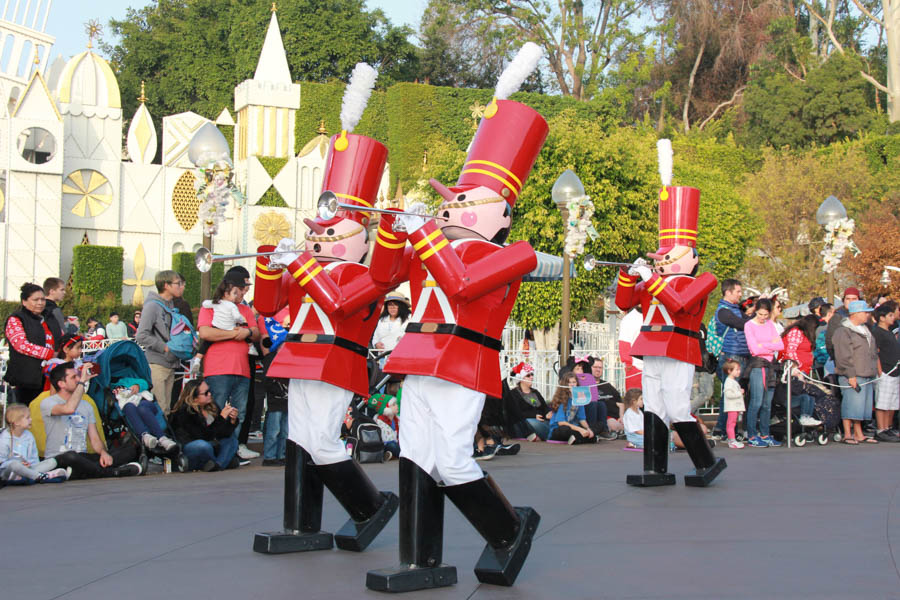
[
  {"left": 420, "top": 322, "right": 439, "bottom": 333},
  {"left": 650, "top": 325, "right": 662, "bottom": 332},
  {"left": 300, "top": 333, "right": 319, "bottom": 342}
]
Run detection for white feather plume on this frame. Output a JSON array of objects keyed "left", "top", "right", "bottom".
[
  {"left": 495, "top": 42, "right": 543, "bottom": 100},
  {"left": 656, "top": 139, "right": 673, "bottom": 187},
  {"left": 340, "top": 63, "right": 378, "bottom": 133}
]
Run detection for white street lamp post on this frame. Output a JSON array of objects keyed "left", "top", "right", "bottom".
[
  {"left": 552, "top": 169, "right": 585, "bottom": 367},
  {"left": 816, "top": 195, "right": 847, "bottom": 302}
]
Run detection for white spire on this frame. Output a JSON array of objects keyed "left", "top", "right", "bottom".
[{"left": 253, "top": 11, "right": 292, "bottom": 85}]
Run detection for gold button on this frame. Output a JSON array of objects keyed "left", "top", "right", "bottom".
[
  {"left": 420, "top": 322, "right": 438, "bottom": 333},
  {"left": 300, "top": 333, "right": 318, "bottom": 342}
]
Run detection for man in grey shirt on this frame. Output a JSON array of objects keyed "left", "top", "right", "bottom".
[
  {"left": 136, "top": 270, "right": 186, "bottom": 413},
  {"left": 41, "top": 362, "right": 142, "bottom": 479}
]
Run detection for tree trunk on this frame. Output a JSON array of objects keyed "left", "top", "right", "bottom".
[
  {"left": 886, "top": 0, "right": 900, "bottom": 122},
  {"left": 657, "top": 95, "right": 666, "bottom": 132},
  {"left": 683, "top": 40, "right": 705, "bottom": 133},
  {"left": 809, "top": 2, "right": 820, "bottom": 60}
]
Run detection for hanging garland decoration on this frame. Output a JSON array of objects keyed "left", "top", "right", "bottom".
[
  {"left": 820, "top": 217, "right": 860, "bottom": 274},
  {"left": 563, "top": 195, "right": 599, "bottom": 258},
  {"left": 193, "top": 158, "right": 245, "bottom": 236}
]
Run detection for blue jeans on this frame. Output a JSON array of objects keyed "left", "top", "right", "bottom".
[
  {"left": 207, "top": 375, "right": 250, "bottom": 442},
  {"left": 384, "top": 440, "right": 400, "bottom": 456},
  {"left": 262, "top": 410, "right": 288, "bottom": 460},
  {"left": 122, "top": 400, "right": 165, "bottom": 438},
  {"left": 182, "top": 438, "right": 238, "bottom": 471},
  {"left": 584, "top": 400, "right": 608, "bottom": 430},
  {"left": 525, "top": 418, "right": 550, "bottom": 441},
  {"left": 715, "top": 354, "right": 748, "bottom": 433},
  {"left": 791, "top": 392, "right": 815, "bottom": 417},
  {"left": 747, "top": 367, "right": 774, "bottom": 438}
]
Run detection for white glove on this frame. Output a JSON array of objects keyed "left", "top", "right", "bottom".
[
  {"left": 627, "top": 257, "right": 652, "bottom": 281},
  {"left": 395, "top": 202, "right": 428, "bottom": 234},
  {"left": 272, "top": 237, "right": 299, "bottom": 267}
]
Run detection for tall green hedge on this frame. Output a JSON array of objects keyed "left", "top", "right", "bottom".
[
  {"left": 294, "top": 81, "right": 627, "bottom": 192},
  {"left": 172, "top": 252, "right": 223, "bottom": 307},
  {"left": 72, "top": 246, "right": 124, "bottom": 302}
]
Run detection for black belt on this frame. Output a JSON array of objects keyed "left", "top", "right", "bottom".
[
  {"left": 640, "top": 325, "right": 701, "bottom": 339},
  {"left": 405, "top": 322, "right": 502, "bottom": 352},
  {"left": 286, "top": 333, "right": 369, "bottom": 357}
]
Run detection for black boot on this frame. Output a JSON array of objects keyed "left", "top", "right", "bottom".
[
  {"left": 443, "top": 474, "right": 540, "bottom": 586},
  {"left": 313, "top": 459, "right": 399, "bottom": 552},
  {"left": 626, "top": 411, "right": 676, "bottom": 487},
  {"left": 672, "top": 420, "right": 726, "bottom": 487},
  {"left": 253, "top": 441, "right": 334, "bottom": 553},
  {"left": 366, "top": 458, "right": 457, "bottom": 592}
]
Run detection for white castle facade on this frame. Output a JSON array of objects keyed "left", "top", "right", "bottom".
[{"left": 0, "top": 6, "right": 389, "bottom": 303}]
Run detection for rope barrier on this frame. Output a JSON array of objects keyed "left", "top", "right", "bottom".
[{"left": 783, "top": 361, "right": 899, "bottom": 389}]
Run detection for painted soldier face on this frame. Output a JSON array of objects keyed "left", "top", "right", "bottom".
[
  {"left": 434, "top": 185, "right": 511, "bottom": 244},
  {"left": 304, "top": 217, "right": 368, "bottom": 263},
  {"left": 653, "top": 245, "right": 698, "bottom": 276}
]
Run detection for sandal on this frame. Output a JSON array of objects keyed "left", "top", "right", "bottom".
[
  {"left": 842, "top": 438, "right": 859, "bottom": 445},
  {"left": 859, "top": 437, "right": 879, "bottom": 444}
]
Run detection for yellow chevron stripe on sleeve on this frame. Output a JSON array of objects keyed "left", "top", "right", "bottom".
[
  {"left": 418, "top": 238, "right": 449, "bottom": 261},
  {"left": 255, "top": 269, "right": 282, "bottom": 281},
  {"left": 299, "top": 265, "right": 323, "bottom": 286},
  {"left": 413, "top": 229, "right": 443, "bottom": 251}
]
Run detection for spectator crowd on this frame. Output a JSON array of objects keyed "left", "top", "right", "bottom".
[{"left": 3, "top": 270, "right": 899, "bottom": 488}]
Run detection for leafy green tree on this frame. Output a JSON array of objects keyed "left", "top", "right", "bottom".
[
  {"left": 105, "top": 0, "right": 418, "bottom": 128},
  {"left": 743, "top": 52, "right": 876, "bottom": 147}
]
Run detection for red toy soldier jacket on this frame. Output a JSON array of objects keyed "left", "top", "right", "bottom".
[
  {"left": 253, "top": 231, "right": 406, "bottom": 396},
  {"left": 378, "top": 220, "right": 537, "bottom": 398},
  {"left": 615, "top": 270, "right": 717, "bottom": 367}
]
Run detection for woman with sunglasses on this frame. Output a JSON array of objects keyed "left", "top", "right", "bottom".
[{"left": 169, "top": 379, "right": 240, "bottom": 471}]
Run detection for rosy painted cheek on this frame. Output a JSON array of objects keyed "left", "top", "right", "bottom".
[
  {"left": 331, "top": 243, "right": 346, "bottom": 258},
  {"left": 669, "top": 264, "right": 682, "bottom": 273},
  {"left": 461, "top": 211, "right": 478, "bottom": 227}
]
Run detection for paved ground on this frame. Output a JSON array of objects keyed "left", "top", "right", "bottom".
[{"left": 3, "top": 440, "right": 900, "bottom": 600}]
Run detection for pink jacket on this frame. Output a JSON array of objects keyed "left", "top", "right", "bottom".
[{"left": 744, "top": 319, "right": 784, "bottom": 361}]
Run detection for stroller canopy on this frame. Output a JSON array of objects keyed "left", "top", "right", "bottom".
[{"left": 87, "top": 340, "right": 153, "bottom": 413}]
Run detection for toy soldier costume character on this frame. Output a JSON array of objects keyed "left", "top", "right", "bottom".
[
  {"left": 252, "top": 64, "right": 403, "bottom": 555},
  {"left": 366, "top": 43, "right": 546, "bottom": 593},
  {"left": 615, "top": 140, "right": 726, "bottom": 488}
]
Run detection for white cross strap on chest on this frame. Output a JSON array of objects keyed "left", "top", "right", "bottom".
[
  {"left": 642, "top": 275, "right": 689, "bottom": 327},
  {"left": 289, "top": 263, "right": 341, "bottom": 335},
  {"left": 411, "top": 270, "right": 456, "bottom": 324}
]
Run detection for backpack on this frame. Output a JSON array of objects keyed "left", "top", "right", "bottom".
[
  {"left": 151, "top": 300, "right": 197, "bottom": 360},
  {"left": 348, "top": 420, "right": 384, "bottom": 464},
  {"left": 706, "top": 314, "right": 725, "bottom": 357}
]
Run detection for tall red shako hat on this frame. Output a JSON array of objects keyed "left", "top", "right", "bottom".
[
  {"left": 430, "top": 42, "right": 548, "bottom": 209},
  {"left": 647, "top": 139, "right": 700, "bottom": 260},
  {"left": 305, "top": 62, "right": 385, "bottom": 235}
]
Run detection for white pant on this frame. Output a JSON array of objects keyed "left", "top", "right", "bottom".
[
  {"left": 642, "top": 356, "right": 696, "bottom": 425},
  {"left": 288, "top": 379, "right": 352, "bottom": 466},
  {"left": 399, "top": 375, "right": 486, "bottom": 486}
]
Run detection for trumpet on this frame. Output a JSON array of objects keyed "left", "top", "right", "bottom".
[
  {"left": 194, "top": 246, "right": 298, "bottom": 273},
  {"left": 583, "top": 254, "right": 645, "bottom": 271},
  {"left": 317, "top": 191, "right": 447, "bottom": 230}
]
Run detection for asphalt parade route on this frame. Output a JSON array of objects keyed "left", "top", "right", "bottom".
[{"left": 3, "top": 440, "right": 900, "bottom": 600}]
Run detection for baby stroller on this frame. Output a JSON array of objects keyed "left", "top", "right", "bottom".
[
  {"left": 771, "top": 376, "right": 835, "bottom": 447},
  {"left": 87, "top": 340, "right": 190, "bottom": 472}
]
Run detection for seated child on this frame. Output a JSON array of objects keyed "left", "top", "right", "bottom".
[
  {"left": 622, "top": 389, "right": 644, "bottom": 449},
  {"left": 43, "top": 334, "right": 95, "bottom": 390},
  {"left": 548, "top": 373, "right": 597, "bottom": 445},
  {"left": 261, "top": 350, "right": 288, "bottom": 466},
  {"left": 198, "top": 280, "right": 247, "bottom": 355},
  {"left": 113, "top": 376, "right": 177, "bottom": 452},
  {"left": 0, "top": 404, "right": 69, "bottom": 483},
  {"left": 367, "top": 380, "right": 401, "bottom": 460}
]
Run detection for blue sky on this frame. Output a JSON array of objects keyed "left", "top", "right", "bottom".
[{"left": 46, "top": 0, "right": 425, "bottom": 62}]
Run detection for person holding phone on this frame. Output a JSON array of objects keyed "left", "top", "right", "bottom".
[{"left": 169, "top": 379, "right": 240, "bottom": 470}]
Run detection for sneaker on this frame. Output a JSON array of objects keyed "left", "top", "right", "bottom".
[
  {"left": 770, "top": 416, "right": 783, "bottom": 425},
  {"left": 710, "top": 430, "right": 726, "bottom": 441},
  {"left": 158, "top": 436, "right": 178, "bottom": 452},
  {"left": 747, "top": 436, "right": 768, "bottom": 448},
  {"left": 237, "top": 444, "right": 260, "bottom": 460},
  {"left": 762, "top": 436, "right": 782, "bottom": 447},
  {"left": 728, "top": 439, "right": 745, "bottom": 449},
  {"left": 567, "top": 435, "right": 577, "bottom": 445},
  {"left": 876, "top": 429, "right": 900, "bottom": 443},
  {"left": 383, "top": 450, "right": 393, "bottom": 461},
  {"left": 798, "top": 415, "right": 822, "bottom": 427},
  {"left": 47, "top": 467, "right": 70, "bottom": 481},
  {"left": 598, "top": 430, "right": 618, "bottom": 441},
  {"left": 248, "top": 430, "right": 264, "bottom": 440},
  {"left": 64, "top": 467, "right": 72, "bottom": 480},
  {"left": 496, "top": 443, "right": 521, "bottom": 456},
  {"left": 141, "top": 433, "right": 159, "bottom": 449},
  {"left": 475, "top": 445, "right": 497, "bottom": 460},
  {"left": 526, "top": 433, "right": 539, "bottom": 442},
  {"left": 202, "top": 460, "right": 219, "bottom": 472},
  {"left": 261, "top": 458, "right": 285, "bottom": 466},
  {"left": 115, "top": 462, "right": 143, "bottom": 477},
  {"left": 238, "top": 459, "right": 251, "bottom": 466}
]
